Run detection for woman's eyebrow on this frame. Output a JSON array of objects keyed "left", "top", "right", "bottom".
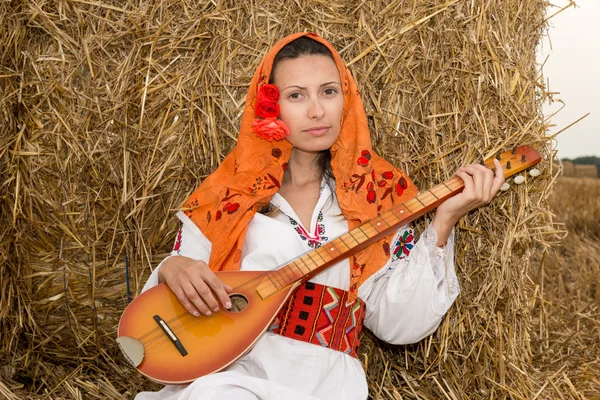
[{"left": 282, "top": 81, "right": 341, "bottom": 91}]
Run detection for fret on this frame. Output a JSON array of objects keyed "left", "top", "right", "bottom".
[
  {"left": 431, "top": 184, "right": 447, "bottom": 199},
  {"left": 360, "top": 223, "right": 376, "bottom": 236},
  {"left": 354, "top": 226, "right": 369, "bottom": 241},
  {"left": 406, "top": 199, "right": 420, "bottom": 212},
  {"left": 348, "top": 229, "right": 366, "bottom": 243},
  {"left": 403, "top": 201, "right": 413, "bottom": 213},
  {"left": 277, "top": 269, "right": 290, "bottom": 286},
  {"left": 266, "top": 273, "right": 279, "bottom": 289},
  {"left": 295, "top": 258, "right": 311, "bottom": 275},
  {"left": 341, "top": 232, "right": 359, "bottom": 246},
  {"left": 281, "top": 265, "right": 295, "bottom": 282},
  {"left": 428, "top": 189, "right": 439, "bottom": 200},
  {"left": 442, "top": 181, "right": 453, "bottom": 193},
  {"left": 381, "top": 211, "right": 400, "bottom": 225},
  {"left": 324, "top": 242, "right": 342, "bottom": 258},
  {"left": 313, "top": 249, "right": 328, "bottom": 264},
  {"left": 276, "top": 269, "right": 290, "bottom": 286},
  {"left": 303, "top": 253, "right": 319, "bottom": 271},
  {"left": 392, "top": 204, "right": 412, "bottom": 224},
  {"left": 414, "top": 196, "right": 426, "bottom": 208},
  {"left": 446, "top": 178, "right": 462, "bottom": 190},
  {"left": 292, "top": 260, "right": 307, "bottom": 276},
  {"left": 370, "top": 220, "right": 381, "bottom": 232},
  {"left": 421, "top": 192, "right": 436, "bottom": 204},
  {"left": 391, "top": 206, "right": 403, "bottom": 219},
  {"left": 374, "top": 215, "right": 390, "bottom": 228},
  {"left": 336, "top": 236, "right": 351, "bottom": 251}
]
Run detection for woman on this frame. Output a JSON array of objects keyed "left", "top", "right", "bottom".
[{"left": 134, "top": 32, "right": 504, "bottom": 400}]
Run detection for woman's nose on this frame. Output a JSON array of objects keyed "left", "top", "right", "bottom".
[{"left": 307, "top": 97, "right": 325, "bottom": 119}]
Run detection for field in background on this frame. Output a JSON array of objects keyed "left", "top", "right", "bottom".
[{"left": 531, "top": 177, "right": 600, "bottom": 396}]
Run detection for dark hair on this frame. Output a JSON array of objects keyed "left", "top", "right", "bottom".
[
  {"left": 269, "top": 37, "right": 334, "bottom": 82},
  {"left": 269, "top": 37, "right": 336, "bottom": 188}
]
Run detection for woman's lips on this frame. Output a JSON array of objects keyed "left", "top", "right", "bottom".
[{"left": 304, "top": 126, "right": 330, "bottom": 136}]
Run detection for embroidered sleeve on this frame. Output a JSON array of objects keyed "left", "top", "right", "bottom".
[
  {"left": 359, "top": 224, "right": 458, "bottom": 345},
  {"left": 141, "top": 217, "right": 212, "bottom": 293}
]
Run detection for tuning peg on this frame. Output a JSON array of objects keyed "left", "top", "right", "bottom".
[
  {"left": 500, "top": 182, "right": 510, "bottom": 191},
  {"left": 511, "top": 147, "right": 517, "bottom": 154},
  {"left": 513, "top": 175, "right": 525, "bottom": 185},
  {"left": 529, "top": 168, "right": 540, "bottom": 177}
]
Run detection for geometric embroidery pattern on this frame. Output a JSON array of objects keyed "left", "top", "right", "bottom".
[
  {"left": 173, "top": 226, "right": 183, "bottom": 255},
  {"left": 287, "top": 211, "right": 328, "bottom": 249},
  {"left": 269, "top": 281, "right": 366, "bottom": 358}
]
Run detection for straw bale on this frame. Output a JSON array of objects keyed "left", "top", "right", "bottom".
[
  {"left": 1, "top": 0, "right": 585, "bottom": 398},
  {"left": 574, "top": 164, "right": 598, "bottom": 178},
  {"left": 561, "top": 160, "right": 575, "bottom": 176}
]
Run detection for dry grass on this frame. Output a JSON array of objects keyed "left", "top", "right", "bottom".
[
  {"left": 529, "top": 177, "right": 600, "bottom": 398},
  {"left": 2, "top": 0, "right": 593, "bottom": 399}
]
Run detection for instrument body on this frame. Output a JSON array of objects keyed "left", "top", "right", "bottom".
[
  {"left": 118, "top": 271, "right": 298, "bottom": 384},
  {"left": 117, "top": 145, "right": 542, "bottom": 384}
]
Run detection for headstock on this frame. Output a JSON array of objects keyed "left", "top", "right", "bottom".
[{"left": 480, "top": 146, "right": 542, "bottom": 190}]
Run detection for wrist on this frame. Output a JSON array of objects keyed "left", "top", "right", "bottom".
[
  {"left": 158, "top": 256, "right": 177, "bottom": 284},
  {"left": 432, "top": 212, "right": 458, "bottom": 247}
]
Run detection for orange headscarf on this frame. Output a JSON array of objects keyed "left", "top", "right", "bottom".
[{"left": 182, "top": 32, "right": 418, "bottom": 297}]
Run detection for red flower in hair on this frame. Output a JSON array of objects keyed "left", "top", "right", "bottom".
[
  {"left": 252, "top": 117, "right": 290, "bottom": 141},
  {"left": 255, "top": 100, "right": 279, "bottom": 119},
  {"left": 252, "top": 84, "right": 289, "bottom": 141},
  {"left": 257, "top": 84, "right": 280, "bottom": 102}
]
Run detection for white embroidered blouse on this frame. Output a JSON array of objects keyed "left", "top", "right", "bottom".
[{"left": 135, "top": 180, "right": 459, "bottom": 400}]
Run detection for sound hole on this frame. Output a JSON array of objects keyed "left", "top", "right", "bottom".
[{"left": 227, "top": 294, "right": 248, "bottom": 313}]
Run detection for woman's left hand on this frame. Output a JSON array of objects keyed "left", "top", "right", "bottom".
[{"left": 432, "top": 159, "right": 505, "bottom": 246}]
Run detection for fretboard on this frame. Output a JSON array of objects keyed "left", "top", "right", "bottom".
[{"left": 256, "top": 176, "right": 465, "bottom": 298}]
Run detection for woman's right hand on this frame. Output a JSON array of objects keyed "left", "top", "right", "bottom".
[{"left": 158, "top": 256, "right": 233, "bottom": 317}]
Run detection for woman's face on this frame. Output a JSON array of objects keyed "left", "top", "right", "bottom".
[{"left": 272, "top": 54, "right": 344, "bottom": 154}]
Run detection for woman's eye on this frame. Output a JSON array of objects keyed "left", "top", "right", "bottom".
[
  {"left": 288, "top": 92, "right": 303, "bottom": 100},
  {"left": 324, "top": 88, "right": 337, "bottom": 96}
]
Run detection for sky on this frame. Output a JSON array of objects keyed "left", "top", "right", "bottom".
[{"left": 539, "top": 0, "right": 600, "bottom": 159}]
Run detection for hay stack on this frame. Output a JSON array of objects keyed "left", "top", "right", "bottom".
[
  {"left": 561, "top": 160, "right": 575, "bottom": 176},
  {"left": 2, "top": 0, "right": 583, "bottom": 398},
  {"left": 574, "top": 164, "right": 598, "bottom": 178}
]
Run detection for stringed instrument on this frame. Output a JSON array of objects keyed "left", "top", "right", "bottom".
[{"left": 117, "top": 145, "right": 541, "bottom": 384}]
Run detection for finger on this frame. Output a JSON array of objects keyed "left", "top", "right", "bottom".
[
  {"left": 172, "top": 284, "right": 204, "bottom": 317},
  {"left": 204, "top": 272, "right": 232, "bottom": 310},
  {"left": 473, "top": 165, "right": 485, "bottom": 202},
  {"left": 184, "top": 281, "right": 213, "bottom": 316},
  {"left": 471, "top": 164, "right": 490, "bottom": 199},
  {"left": 455, "top": 170, "right": 475, "bottom": 201},
  {"left": 490, "top": 159, "right": 506, "bottom": 195},
  {"left": 472, "top": 164, "right": 494, "bottom": 203},
  {"left": 192, "top": 278, "right": 221, "bottom": 313},
  {"left": 481, "top": 166, "right": 495, "bottom": 203}
]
